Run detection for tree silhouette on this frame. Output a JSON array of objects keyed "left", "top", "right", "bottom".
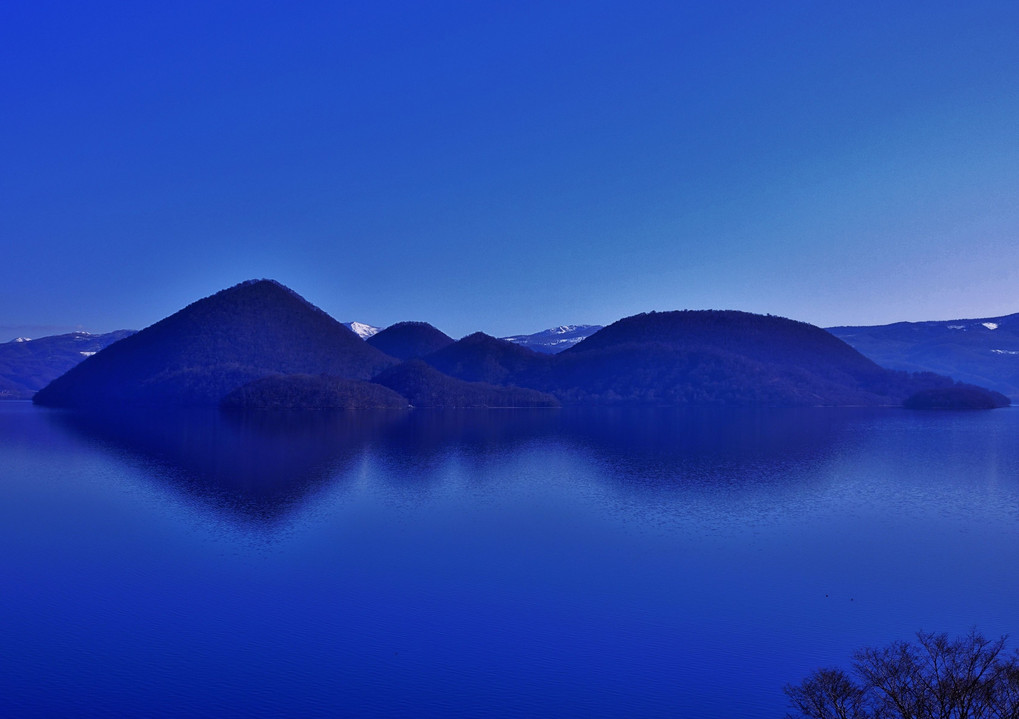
[{"left": 786, "top": 631, "right": 1019, "bottom": 719}]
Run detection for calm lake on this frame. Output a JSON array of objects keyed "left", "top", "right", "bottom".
[{"left": 2, "top": 402, "right": 1019, "bottom": 717}]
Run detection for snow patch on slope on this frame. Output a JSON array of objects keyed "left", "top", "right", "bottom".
[
  {"left": 502, "top": 324, "right": 603, "bottom": 354},
  {"left": 344, "top": 322, "right": 380, "bottom": 339}
]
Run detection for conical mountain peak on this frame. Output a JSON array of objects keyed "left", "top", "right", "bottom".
[{"left": 34, "top": 281, "right": 397, "bottom": 407}]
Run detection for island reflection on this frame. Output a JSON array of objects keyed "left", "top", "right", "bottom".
[
  {"left": 49, "top": 406, "right": 873, "bottom": 526},
  {"left": 51, "top": 408, "right": 403, "bottom": 523}
]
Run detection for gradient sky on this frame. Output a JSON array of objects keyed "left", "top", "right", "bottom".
[{"left": 3, "top": 1, "right": 1018, "bottom": 341}]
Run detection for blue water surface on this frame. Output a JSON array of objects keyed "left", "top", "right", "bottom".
[{"left": 2, "top": 402, "right": 1019, "bottom": 717}]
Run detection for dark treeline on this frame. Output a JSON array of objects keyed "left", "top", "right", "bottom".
[
  {"left": 221, "top": 374, "right": 409, "bottom": 410},
  {"left": 903, "top": 384, "right": 1010, "bottom": 409},
  {"left": 374, "top": 359, "right": 559, "bottom": 408}
]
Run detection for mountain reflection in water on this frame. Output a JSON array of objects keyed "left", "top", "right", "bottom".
[
  {"left": 49, "top": 406, "right": 864, "bottom": 527},
  {"left": 51, "top": 408, "right": 404, "bottom": 523},
  {"left": 8, "top": 403, "right": 1019, "bottom": 718}
]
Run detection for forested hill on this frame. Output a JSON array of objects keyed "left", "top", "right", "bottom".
[
  {"left": 423, "top": 333, "right": 553, "bottom": 386},
  {"left": 366, "top": 322, "right": 454, "bottom": 360},
  {"left": 423, "top": 310, "right": 976, "bottom": 406},
  {"left": 28, "top": 282, "right": 1003, "bottom": 409},
  {"left": 373, "top": 360, "right": 559, "bottom": 408},
  {"left": 570, "top": 311, "right": 876, "bottom": 367},
  {"left": 33, "top": 280, "right": 398, "bottom": 408}
]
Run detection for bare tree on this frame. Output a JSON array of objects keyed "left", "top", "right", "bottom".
[{"left": 785, "top": 631, "right": 1019, "bottom": 719}]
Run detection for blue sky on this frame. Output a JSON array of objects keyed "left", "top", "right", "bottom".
[{"left": 3, "top": 1, "right": 1018, "bottom": 340}]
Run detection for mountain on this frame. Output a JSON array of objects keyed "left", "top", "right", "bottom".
[
  {"left": 423, "top": 332, "right": 553, "bottom": 386},
  {"left": 373, "top": 360, "right": 559, "bottom": 408},
  {"left": 344, "top": 322, "right": 380, "bottom": 339},
  {"left": 547, "top": 310, "right": 964, "bottom": 406},
  {"left": 366, "top": 321, "right": 454, "bottom": 360},
  {"left": 0, "top": 330, "right": 136, "bottom": 399},
  {"left": 34, "top": 280, "right": 398, "bottom": 408},
  {"left": 828, "top": 314, "right": 1019, "bottom": 401},
  {"left": 501, "top": 324, "right": 603, "bottom": 354},
  {"left": 428, "top": 311, "right": 976, "bottom": 407},
  {"left": 28, "top": 283, "right": 1000, "bottom": 410}
]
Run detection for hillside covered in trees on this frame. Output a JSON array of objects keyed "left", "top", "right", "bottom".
[
  {"left": 34, "top": 280, "right": 398, "bottom": 408},
  {"left": 221, "top": 374, "right": 409, "bottom": 410},
  {"left": 30, "top": 281, "right": 1007, "bottom": 410},
  {"left": 419, "top": 311, "right": 979, "bottom": 407},
  {"left": 903, "top": 385, "right": 1009, "bottom": 409},
  {"left": 374, "top": 360, "right": 559, "bottom": 408},
  {"left": 366, "top": 322, "right": 454, "bottom": 360}
]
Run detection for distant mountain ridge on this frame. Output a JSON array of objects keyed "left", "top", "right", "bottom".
[
  {"left": 0, "top": 330, "right": 135, "bottom": 399},
  {"left": 502, "top": 324, "right": 602, "bottom": 353},
  {"left": 828, "top": 313, "right": 1019, "bottom": 400}
]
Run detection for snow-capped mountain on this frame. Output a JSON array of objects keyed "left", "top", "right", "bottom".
[
  {"left": 501, "top": 324, "right": 603, "bottom": 354},
  {"left": 343, "top": 322, "right": 380, "bottom": 339}
]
